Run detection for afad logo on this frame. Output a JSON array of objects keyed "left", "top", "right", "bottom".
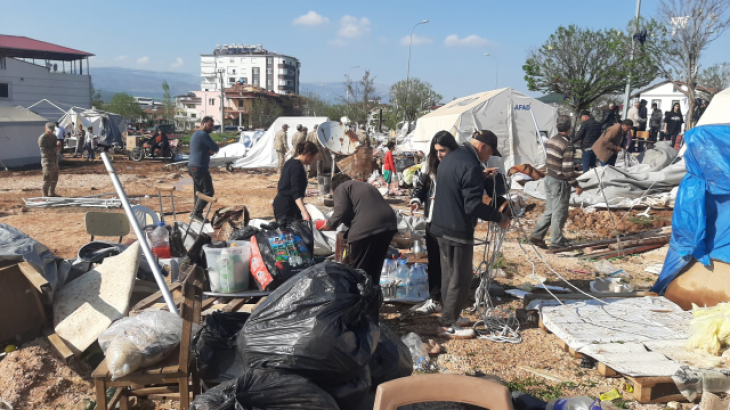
[{"left": 514, "top": 104, "right": 531, "bottom": 111}]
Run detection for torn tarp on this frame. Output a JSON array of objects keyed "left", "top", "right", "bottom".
[{"left": 0, "top": 223, "right": 70, "bottom": 300}]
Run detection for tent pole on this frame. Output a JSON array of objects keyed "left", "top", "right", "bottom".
[{"left": 528, "top": 106, "right": 547, "bottom": 161}]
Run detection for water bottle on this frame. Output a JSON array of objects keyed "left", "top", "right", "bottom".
[
  {"left": 419, "top": 264, "right": 430, "bottom": 298},
  {"left": 545, "top": 396, "right": 602, "bottom": 410},
  {"left": 218, "top": 247, "right": 233, "bottom": 292},
  {"left": 150, "top": 222, "right": 171, "bottom": 259},
  {"left": 380, "top": 259, "right": 392, "bottom": 289},
  {"left": 395, "top": 259, "right": 409, "bottom": 299},
  {"left": 408, "top": 263, "right": 429, "bottom": 300}
]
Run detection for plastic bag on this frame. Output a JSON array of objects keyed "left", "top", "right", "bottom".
[
  {"left": 594, "top": 260, "right": 623, "bottom": 276},
  {"left": 190, "top": 367, "right": 339, "bottom": 410},
  {"left": 238, "top": 261, "right": 380, "bottom": 388},
  {"left": 98, "top": 310, "right": 184, "bottom": 380},
  {"left": 193, "top": 311, "right": 250, "bottom": 386},
  {"left": 672, "top": 365, "right": 730, "bottom": 401},
  {"left": 369, "top": 325, "right": 413, "bottom": 386},
  {"left": 249, "top": 227, "right": 315, "bottom": 291},
  {"left": 401, "top": 332, "right": 430, "bottom": 371},
  {"left": 324, "top": 365, "right": 372, "bottom": 409}
]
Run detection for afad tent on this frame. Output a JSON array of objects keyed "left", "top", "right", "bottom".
[
  {"left": 697, "top": 86, "right": 730, "bottom": 126},
  {"left": 0, "top": 105, "right": 48, "bottom": 167},
  {"left": 407, "top": 88, "right": 558, "bottom": 170},
  {"left": 233, "top": 116, "right": 329, "bottom": 169},
  {"left": 57, "top": 108, "right": 126, "bottom": 148}
]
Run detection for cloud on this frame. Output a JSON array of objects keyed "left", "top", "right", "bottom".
[
  {"left": 400, "top": 34, "right": 432, "bottom": 46},
  {"left": 171, "top": 57, "right": 184, "bottom": 68},
  {"left": 136, "top": 56, "right": 149, "bottom": 64},
  {"left": 327, "top": 39, "right": 347, "bottom": 47},
  {"left": 338, "top": 15, "right": 371, "bottom": 38},
  {"left": 379, "top": 37, "right": 388, "bottom": 43},
  {"left": 113, "top": 55, "right": 128, "bottom": 61},
  {"left": 293, "top": 11, "right": 329, "bottom": 26},
  {"left": 444, "top": 34, "right": 492, "bottom": 47}
]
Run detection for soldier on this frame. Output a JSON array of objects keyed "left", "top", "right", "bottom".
[
  {"left": 291, "top": 124, "right": 305, "bottom": 153},
  {"left": 306, "top": 124, "right": 325, "bottom": 177},
  {"left": 274, "top": 124, "right": 289, "bottom": 173},
  {"left": 356, "top": 124, "right": 371, "bottom": 147},
  {"left": 39, "top": 123, "right": 60, "bottom": 197}
]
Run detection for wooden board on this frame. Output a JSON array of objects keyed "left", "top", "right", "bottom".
[
  {"left": 0, "top": 264, "right": 48, "bottom": 345},
  {"left": 625, "top": 376, "right": 689, "bottom": 404}
]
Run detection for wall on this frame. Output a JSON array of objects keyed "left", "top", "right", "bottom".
[
  {"left": 0, "top": 58, "right": 92, "bottom": 122},
  {"left": 639, "top": 82, "right": 690, "bottom": 132},
  {"left": 0, "top": 122, "right": 45, "bottom": 166},
  {"left": 200, "top": 53, "right": 299, "bottom": 95}
]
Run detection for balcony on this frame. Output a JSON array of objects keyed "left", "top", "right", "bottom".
[{"left": 278, "top": 74, "right": 295, "bottom": 80}]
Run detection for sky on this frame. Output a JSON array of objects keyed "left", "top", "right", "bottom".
[{"left": 3, "top": 0, "right": 729, "bottom": 100}]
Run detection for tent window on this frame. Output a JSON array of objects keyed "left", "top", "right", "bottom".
[{"left": 0, "top": 83, "right": 8, "bottom": 98}]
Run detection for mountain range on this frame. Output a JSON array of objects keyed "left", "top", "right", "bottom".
[{"left": 92, "top": 67, "right": 390, "bottom": 104}]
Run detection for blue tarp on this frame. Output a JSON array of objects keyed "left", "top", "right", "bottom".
[{"left": 652, "top": 124, "right": 730, "bottom": 293}]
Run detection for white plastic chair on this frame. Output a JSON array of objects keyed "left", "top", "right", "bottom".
[{"left": 130, "top": 205, "right": 159, "bottom": 227}]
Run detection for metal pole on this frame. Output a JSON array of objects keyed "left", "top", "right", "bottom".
[
  {"left": 403, "top": 20, "right": 429, "bottom": 141},
  {"left": 484, "top": 53, "right": 499, "bottom": 89},
  {"left": 528, "top": 107, "right": 547, "bottom": 160},
  {"left": 219, "top": 70, "right": 225, "bottom": 131},
  {"left": 622, "top": 0, "right": 642, "bottom": 119},
  {"left": 100, "top": 152, "right": 179, "bottom": 315}
]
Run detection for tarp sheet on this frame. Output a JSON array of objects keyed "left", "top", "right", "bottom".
[
  {"left": 653, "top": 125, "right": 730, "bottom": 293},
  {"left": 58, "top": 108, "right": 125, "bottom": 148}
]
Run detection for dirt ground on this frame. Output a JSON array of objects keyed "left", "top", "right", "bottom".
[{"left": 0, "top": 156, "right": 680, "bottom": 410}]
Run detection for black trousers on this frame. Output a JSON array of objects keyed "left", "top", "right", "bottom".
[
  {"left": 437, "top": 237, "right": 474, "bottom": 328},
  {"left": 188, "top": 166, "right": 214, "bottom": 215},
  {"left": 348, "top": 230, "right": 397, "bottom": 285},
  {"left": 425, "top": 225, "right": 442, "bottom": 301}
]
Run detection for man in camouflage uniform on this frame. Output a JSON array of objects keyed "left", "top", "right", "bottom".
[
  {"left": 274, "top": 124, "right": 289, "bottom": 173},
  {"left": 39, "top": 122, "right": 60, "bottom": 197},
  {"left": 290, "top": 124, "right": 305, "bottom": 152},
  {"left": 306, "top": 124, "right": 327, "bottom": 177}
]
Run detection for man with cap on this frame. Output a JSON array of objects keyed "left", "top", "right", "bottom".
[
  {"left": 593, "top": 119, "right": 634, "bottom": 167},
  {"left": 529, "top": 120, "right": 583, "bottom": 249},
  {"left": 39, "top": 123, "right": 60, "bottom": 197},
  {"left": 291, "top": 124, "right": 305, "bottom": 153},
  {"left": 429, "top": 130, "right": 511, "bottom": 339},
  {"left": 274, "top": 124, "right": 289, "bottom": 173},
  {"left": 572, "top": 110, "right": 602, "bottom": 172}
]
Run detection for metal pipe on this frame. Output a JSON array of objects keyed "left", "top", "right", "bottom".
[
  {"left": 528, "top": 106, "right": 548, "bottom": 160},
  {"left": 100, "top": 152, "right": 179, "bottom": 315},
  {"left": 622, "top": 0, "right": 642, "bottom": 119}
]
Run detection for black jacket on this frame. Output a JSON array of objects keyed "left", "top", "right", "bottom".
[
  {"left": 600, "top": 109, "right": 620, "bottom": 130},
  {"left": 429, "top": 143, "right": 503, "bottom": 242},
  {"left": 572, "top": 118, "right": 603, "bottom": 150},
  {"left": 410, "top": 172, "right": 435, "bottom": 218}
]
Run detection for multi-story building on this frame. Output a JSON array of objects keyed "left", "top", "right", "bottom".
[
  {"left": 0, "top": 35, "right": 94, "bottom": 121},
  {"left": 200, "top": 44, "right": 300, "bottom": 96}
]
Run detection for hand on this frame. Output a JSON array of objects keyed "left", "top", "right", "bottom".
[
  {"left": 483, "top": 167, "right": 498, "bottom": 178},
  {"left": 576, "top": 187, "right": 584, "bottom": 195},
  {"left": 408, "top": 203, "right": 419, "bottom": 215},
  {"left": 302, "top": 211, "right": 311, "bottom": 222},
  {"left": 615, "top": 146, "right": 622, "bottom": 152},
  {"left": 498, "top": 215, "right": 511, "bottom": 230}
]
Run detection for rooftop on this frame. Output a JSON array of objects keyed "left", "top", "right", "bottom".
[{"left": 0, "top": 34, "right": 94, "bottom": 61}]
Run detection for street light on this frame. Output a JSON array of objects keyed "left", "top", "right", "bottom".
[
  {"left": 403, "top": 19, "right": 429, "bottom": 133},
  {"left": 484, "top": 53, "right": 499, "bottom": 90},
  {"left": 217, "top": 68, "right": 225, "bottom": 131},
  {"left": 346, "top": 65, "right": 360, "bottom": 105}
]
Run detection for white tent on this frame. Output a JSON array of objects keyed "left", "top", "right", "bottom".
[
  {"left": 57, "top": 108, "right": 126, "bottom": 148},
  {"left": 233, "top": 116, "right": 329, "bottom": 169},
  {"left": 408, "top": 88, "right": 558, "bottom": 170},
  {"left": 697, "top": 87, "right": 730, "bottom": 126},
  {"left": 0, "top": 106, "right": 48, "bottom": 167}
]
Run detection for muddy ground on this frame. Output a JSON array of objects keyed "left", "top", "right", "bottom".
[{"left": 0, "top": 156, "right": 681, "bottom": 410}]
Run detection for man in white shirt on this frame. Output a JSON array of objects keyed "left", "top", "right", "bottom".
[
  {"left": 84, "top": 126, "right": 98, "bottom": 161},
  {"left": 54, "top": 121, "right": 67, "bottom": 161}
]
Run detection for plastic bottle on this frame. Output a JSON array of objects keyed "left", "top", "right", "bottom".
[
  {"left": 150, "top": 222, "right": 171, "bottom": 259},
  {"left": 380, "top": 259, "right": 392, "bottom": 288},
  {"left": 545, "top": 396, "right": 602, "bottom": 410},
  {"left": 407, "top": 263, "right": 429, "bottom": 300},
  {"left": 395, "top": 259, "right": 409, "bottom": 299},
  {"left": 229, "top": 243, "right": 245, "bottom": 289},
  {"left": 218, "top": 247, "right": 233, "bottom": 292}
]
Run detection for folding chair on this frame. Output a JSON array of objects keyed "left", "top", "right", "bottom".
[{"left": 85, "top": 212, "right": 131, "bottom": 242}]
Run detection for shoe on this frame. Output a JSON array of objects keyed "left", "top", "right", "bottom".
[
  {"left": 191, "top": 213, "right": 210, "bottom": 224},
  {"left": 528, "top": 236, "right": 548, "bottom": 249},
  {"left": 549, "top": 240, "right": 573, "bottom": 249},
  {"left": 437, "top": 325, "right": 475, "bottom": 339},
  {"left": 456, "top": 316, "right": 472, "bottom": 326},
  {"left": 413, "top": 299, "right": 442, "bottom": 315}
]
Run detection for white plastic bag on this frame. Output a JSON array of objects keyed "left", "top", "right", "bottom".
[
  {"left": 401, "top": 332, "right": 429, "bottom": 370},
  {"left": 98, "top": 310, "right": 185, "bottom": 380}
]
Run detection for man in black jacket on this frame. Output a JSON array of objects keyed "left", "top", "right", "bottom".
[
  {"left": 573, "top": 110, "right": 602, "bottom": 172},
  {"left": 600, "top": 103, "right": 619, "bottom": 130},
  {"left": 430, "top": 130, "right": 511, "bottom": 339}
]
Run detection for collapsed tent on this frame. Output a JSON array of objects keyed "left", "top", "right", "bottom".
[
  {"left": 653, "top": 124, "right": 730, "bottom": 296},
  {"left": 406, "top": 88, "right": 558, "bottom": 171},
  {"left": 208, "top": 130, "right": 266, "bottom": 167},
  {"left": 57, "top": 107, "right": 126, "bottom": 148},
  {"left": 233, "top": 117, "right": 329, "bottom": 169}
]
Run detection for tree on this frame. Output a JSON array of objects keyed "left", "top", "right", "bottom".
[
  {"left": 90, "top": 81, "right": 104, "bottom": 109},
  {"left": 389, "top": 78, "right": 443, "bottom": 123},
  {"left": 642, "top": 0, "right": 730, "bottom": 129},
  {"left": 250, "top": 98, "right": 283, "bottom": 129},
  {"left": 343, "top": 70, "right": 378, "bottom": 124},
  {"left": 106, "top": 92, "right": 143, "bottom": 121},
  {"left": 162, "top": 80, "right": 175, "bottom": 121},
  {"left": 523, "top": 24, "right": 657, "bottom": 123},
  {"left": 698, "top": 63, "right": 730, "bottom": 100}
]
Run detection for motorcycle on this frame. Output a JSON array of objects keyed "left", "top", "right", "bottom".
[{"left": 128, "top": 137, "right": 179, "bottom": 162}]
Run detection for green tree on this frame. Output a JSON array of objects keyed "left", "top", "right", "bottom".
[
  {"left": 390, "top": 78, "right": 443, "bottom": 123},
  {"left": 343, "top": 70, "right": 378, "bottom": 124},
  {"left": 162, "top": 80, "right": 175, "bottom": 121},
  {"left": 698, "top": 63, "right": 730, "bottom": 100},
  {"left": 251, "top": 98, "right": 284, "bottom": 129},
  {"left": 106, "top": 92, "right": 143, "bottom": 121},
  {"left": 523, "top": 24, "right": 657, "bottom": 123}
]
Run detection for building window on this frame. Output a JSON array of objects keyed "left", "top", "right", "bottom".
[
  {"left": 0, "top": 83, "right": 8, "bottom": 98},
  {"left": 187, "top": 104, "right": 196, "bottom": 109},
  {"left": 229, "top": 77, "right": 236, "bottom": 83},
  {"left": 238, "top": 100, "right": 244, "bottom": 107},
  {"left": 227, "top": 67, "right": 237, "bottom": 74},
  {"left": 241, "top": 58, "right": 247, "bottom": 63},
  {"left": 229, "top": 58, "right": 234, "bottom": 63},
  {"left": 209, "top": 98, "right": 215, "bottom": 106},
  {"left": 191, "top": 113, "right": 196, "bottom": 118},
  {"left": 0, "top": 57, "right": 5, "bottom": 70},
  {"left": 267, "top": 58, "right": 273, "bottom": 64},
  {"left": 287, "top": 80, "right": 292, "bottom": 86}
]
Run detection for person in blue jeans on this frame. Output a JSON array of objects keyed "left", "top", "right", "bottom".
[
  {"left": 188, "top": 116, "right": 220, "bottom": 220},
  {"left": 572, "top": 110, "right": 602, "bottom": 173}
]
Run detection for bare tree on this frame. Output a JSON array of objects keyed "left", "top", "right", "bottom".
[
  {"left": 342, "top": 70, "right": 378, "bottom": 124},
  {"left": 644, "top": 0, "right": 730, "bottom": 128},
  {"left": 698, "top": 62, "right": 730, "bottom": 99}
]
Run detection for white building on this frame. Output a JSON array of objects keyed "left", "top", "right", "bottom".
[
  {"left": 0, "top": 35, "right": 94, "bottom": 121},
  {"left": 633, "top": 80, "right": 710, "bottom": 131},
  {"left": 200, "top": 44, "right": 300, "bottom": 95},
  {"left": 134, "top": 96, "right": 161, "bottom": 109}
]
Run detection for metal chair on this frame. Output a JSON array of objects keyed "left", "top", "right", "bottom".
[{"left": 85, "top": 212, "right": 130, "bottom": 242}]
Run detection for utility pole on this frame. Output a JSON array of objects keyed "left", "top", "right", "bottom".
[
  {"left": 403, "top": 19, "right": 429, "bottom": 137},
  {"left": 484, "top": 53, "right": 499, "bottom": 90},
  {"left": 622, "top": 0, "right": 642, "bottom": 119},
  {"left": 217, "top": 68, "right": 225, "bottom": 132}
]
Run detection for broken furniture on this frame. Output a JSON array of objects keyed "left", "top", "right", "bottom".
[
  {"left": 0, "top": 261, "right": 50, "bottom": 345},
  {"left": 372, "top": 374, "right": 514, "bottom": 410},
  {"left": 154, "top": 183, "right": 177, "bottom": 223},
  {"left": 91, "top": 265, "right": 204, "bottom": 410},
  {"left": 85, "top": 212, "right": 130, "bottom": 242}
]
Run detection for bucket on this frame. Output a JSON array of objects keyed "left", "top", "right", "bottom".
[
  {"left": 318, "top": 175, "right": 332, "bottom": 196},
  {"left": 203, "top": 241, "right": 251, "bottom": 293}
]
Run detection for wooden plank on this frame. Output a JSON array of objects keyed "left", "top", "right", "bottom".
[
  {"left": 201, "top": 297, "right": 217, "bottom": 311},
  {"left": 597, "top": 362, "right": 618, "bottom": 377},
  {"left": 251, "top": 296, "right": 268, "bottom": 313},
  {"left": 221, "top": 298, "right": 247, "bottom": 313},
  {"left": 568, "top": 347, "right": 583, "bottom": 360},
  {"left": 95, "top": 379, "right": 107, "bottom": 410},
  {"left": 625, "top": 376, "right": 686, "bottom": 404},
  {"left": 130, "top": 281, "right": 181, "bottom": 313},
  {"left": 538, "top": 317, "right": 551, "bottom": 334},
  {"left": 608, "top": 237, "right": 670, "bottom": 250},
  {"left": 130, "top": 386, "right": 178, "bottom": 396},
  {"left": 577, "top": 244, "right": 665, "bottom": 260},
  {"left": 108, "top": 386, "right": 124, "bottom": 410},
  {"left": 18, "top": 262, "right": 51, "bottom": 296},
  {"left": 45, "top": 331, "right": 74, "bottom": 361},
  {"left": 546, "top": 229, "right": 671, "bottom": 253}
]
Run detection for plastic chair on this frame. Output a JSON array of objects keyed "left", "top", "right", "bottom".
[
  {"left": 372, "top": 374, "right": 514, "bottom": 410},
  {"left": 84, "top": 212, "right": 130, "bottom": 242},
  {"left": 130, "top": 204, "right": 159, "bottom": 227}
]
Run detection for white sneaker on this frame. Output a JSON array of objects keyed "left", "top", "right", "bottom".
[
  {"left": 456, "top": 316, "right": 472, "bottom": 326},
  {"left": 437, "top": 325, "right": 475, "bottom": 339},
  {"left": 413, "top": 299, "right": 442, "bottom": 315}
]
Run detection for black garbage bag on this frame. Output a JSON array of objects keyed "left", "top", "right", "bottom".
[
  {"left": 324, "top": 365, "right": 371, "bottom": 409},
  {"left": 249, "top": 225, "right": 315, "bottom": 291},
  {"left": 190, "top": 367, "right": 339, "bottom": 410},
  {"left": 238, "top": 261, "right": 380, "bottom": 388},
  {"left": 280, "top": 220, "right": 315, "bottom": 256},
  {"left": 369, "top": 325, "right": 413, "bottom": 387},
  {"left": 228, "top": 225, "right": 260, "bottom": 241},
  {"left": 193, "top": 311, "right": 250, "bottom": 387}
]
